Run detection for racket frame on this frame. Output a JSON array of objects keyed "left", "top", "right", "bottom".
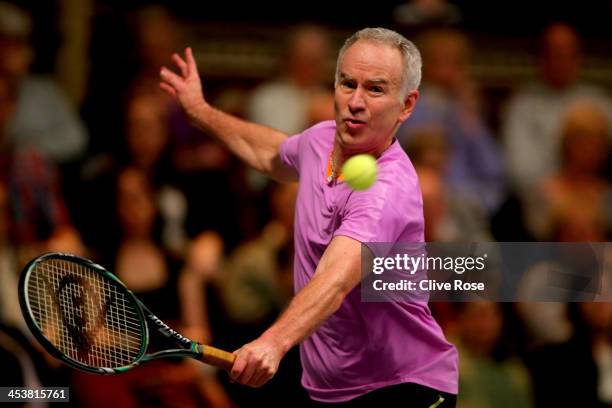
[{"left": 18, "top": 252, "right": 205, "bottom": 374}]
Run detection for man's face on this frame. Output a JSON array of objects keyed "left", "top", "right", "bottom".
[
  {"left": 539, "top": 24, "right": 581, "bottom": 88},
  {"left": 0, "top": 38, "right": 32, "bottom": 79},
  {"left": 334, "top": 40, "right": 417, "bottom": 154}
]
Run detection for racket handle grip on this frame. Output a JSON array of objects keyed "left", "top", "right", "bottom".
[{"left": 198, "top": 344, "right": 235, "bottom": 371}]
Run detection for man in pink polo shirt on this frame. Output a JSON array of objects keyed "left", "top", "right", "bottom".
[{"left": 160, "top": 27, "right": 458, "bottom": 406}]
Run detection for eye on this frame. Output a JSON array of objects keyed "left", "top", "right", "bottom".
[
  {"left": 341, "top": 80, "right": 356, "bottom": 90},
  {"left": 370, "top": 86, "right": 384, "bottom": 94}
]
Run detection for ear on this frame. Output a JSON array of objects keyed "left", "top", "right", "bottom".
[{"left": 398, "top": 90, "right": 419, "bottom": 123}]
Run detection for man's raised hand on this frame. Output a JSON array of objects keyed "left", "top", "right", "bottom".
[{"left": 159, "top": 47, "right": 206, "bottom": 120}]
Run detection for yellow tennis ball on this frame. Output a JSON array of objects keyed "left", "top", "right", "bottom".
[{"left": 342, "top": 154, "right": 378, "bottom": 191}]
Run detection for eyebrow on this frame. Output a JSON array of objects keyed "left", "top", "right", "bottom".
[
  {"left": 366, "top": 79, "right": 389, "bottom": 86},
  {"left": 339, "top": 73, "right": 390, "bottom": 86}
]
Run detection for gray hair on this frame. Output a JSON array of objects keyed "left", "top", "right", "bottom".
[{"left": 334, "top": 27, "right": 422, "bottom": 98}]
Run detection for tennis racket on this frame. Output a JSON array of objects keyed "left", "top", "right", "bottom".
[{"left": 18, "top": 252, "right": 235, "bottom": 374}]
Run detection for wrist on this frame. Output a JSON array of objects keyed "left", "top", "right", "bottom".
[
  {"left": 186, "top": 99, "right": 211, "bottom": 128},
  {"left": 260, "top": 328, "right": 292, "bottom": 355}
]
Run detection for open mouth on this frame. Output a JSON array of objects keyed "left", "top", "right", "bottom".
[{"left": 344, "top": 118, "right": 367, "bottom": 130}]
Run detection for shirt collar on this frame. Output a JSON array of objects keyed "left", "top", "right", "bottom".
[
  {"left": 324, "top": 138, "right": 397, "bottom": 184},
  {"left": 325, "top": 149, "right": 344, "bottom": 184}
]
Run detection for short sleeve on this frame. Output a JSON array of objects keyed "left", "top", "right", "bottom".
[
  {"left": 279, "top": 132, "right": 302, "bottom": 175},
  {"left": 334, "top": 191, "right": 384, "bottom": 243},
  {"left": 334, "top": 180, "right": 423, "bottom": 244}
]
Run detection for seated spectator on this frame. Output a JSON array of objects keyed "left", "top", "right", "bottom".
[
  {"left": 0, "top": 65, "right": 76, "bottom": 268},
  {"left": 528, "top": 303, "right": 612, "bottom": 407},
  {"left": 525, "top": 101, "right": 611, "bottom": 241},
  {"left": 78, "top": 92, "right": 189, "bottom": 258},
  {"left": 178, "top": 182, "right": 308, "bottom": 407},
  {"left": 408, "top": 130, "right": 493, "bottom": 242},
  {"left": 455, "top": 302, "right": 533, "bottom": 408},
  {"left": 218, "top": 182, "right": 297, "bottom": 326},
  {"left": 393, "top": 0, "right": 462, "bottom": 31},
  {"left": 79, "top": 167, "right": 234, "bottom": 408},
  {"left": 71, "top": 356, "right": 232, "bottom": 408},
  {"left": 0, "top": 182, "right": 21, "bottom": 331},
  {"left": 0, "top": 323, "right": 62, "bottom": 391},
  {"left": 397, "top": 28, "right": 505, "bottom": 213},
  {"left": 503, "top": 22, "right": 612, "bottom": 197},
  {"left": 113, "top": 168, "right": 176, "bottom": 315},
  {"left": 0, "top": 2, "right": 87, "bottom": 166},
  {"left": 247, "top": 24, "right": 334, "bottom": 135},
  {"left": 179, "top": 230, "right": 225, "bottom": 345}
]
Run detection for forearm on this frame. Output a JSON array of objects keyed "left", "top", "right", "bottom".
[
  {"left": 159, "top": 49, "right": 292, "bottom": 179},
  {"left": 188, "top": 101, "right": 288, "bottom": 177},
  {"left": 228, "top": 237, "right": 360, "bottom": 387},
  {"left": 259, "top": 237, "right": 361, "bottom": 354},
  {"left": 260, "top": 272, "right": 348, "bottom": 354}
]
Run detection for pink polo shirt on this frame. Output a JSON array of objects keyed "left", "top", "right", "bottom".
[{"left": 279, "top": 120, "right": 458, "bottom": 402}]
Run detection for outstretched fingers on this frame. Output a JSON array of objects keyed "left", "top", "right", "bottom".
[
  {"left": 159, "top": 47, "right": 204, "bottom": 105},
  {"left": 160, "top": 67, "right": 184, "bottom": 89},
  {"left": 172, "top": 53, "right": 189, "bottom": 78},
  {"left": 186, "top": 47, "right": 197, "bottom": 76},
  {"left": 159, "top": 82, "right": 177, "bottom": 98}
]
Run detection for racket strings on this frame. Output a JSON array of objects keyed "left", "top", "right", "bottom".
[{"left": 27, "top": 259, "right": 144, "bottom": 368}]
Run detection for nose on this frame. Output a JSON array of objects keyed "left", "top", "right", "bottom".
[{"left": 348, "top": 87, "right": 366, "bottom": 113}]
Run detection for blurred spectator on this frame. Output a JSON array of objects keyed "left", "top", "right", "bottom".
[
  {"left": 408, "top": 130, "right": 492, "bottom": 242},
  {"left": 112, "top": 168, "right": 233, "bottom": 407},
  {"left": 417, "top": 165, "right": 492, "bottom": 243},
  {"left": 528, "top": 303, "right": 612, "bottom": 407},
  {"left": 219, "top": 182, "right": 297, "bottom": 325},
  {"left": 72, "top": 357, "right": 231, "bottom": 408},
  {"left": 515, "top": 238, "right": 606, "bottom": 353},
  {"left": 455, "top": 302, "right": 533, "bottom": 408},
  {"left": 525, "top": 101, "right": 612, "bottom": 241},
  {"left": 393, "top": 0, "right": 462, "bottom": 31},
  {"left": 0, "top": 2, "right": 87, "bottom": 165},
  {"left": 515, "top": 258, "right": 579, "bottom": 349},
  {"left": 397, "top": 28, "right": 505, "bottom": 214},
  {"left": 169, "top": 92, "right": 233, "bottom": 177},
  {"left": 170, "top": 126, "right": 241, "bottom": 251},
  {"left": 177, "top": 182, "right": 297, "bottom": 344},
  {"left": 0, "top": 172, "right": 68, "bottom": 399},
  {"left": 0, "top": 181, "right": 21, "bottom": 329},
  {"left": 129, "top": 5, "right": 233, "bottom": 182},
  {"left": 80, "top": 167, "right": 233, "bottom": 408},
  {"left": 0, "top": 65, "right": 75, "bottom": 267},
  {"left": 131, "top": 5, "right": 181, "bottom": 96},
  {"left": 178, "top": 182, "right": 308, "bottom": 407},
  {"left": 515, "top": 244, "right": 605, "bottom": 350},
  {"left": 126, "top": 7, "right": 243, "bottom": 247},
  {"left": 113, "top": 168, "right": 177, "bottom": 315},
  {"left": 179, "top": 231, "right": 225, "bottom": 345},
  {"left": 220, "top": 182, "right": 307, "bottom": 408},
  {"left": 78, "top": 93, "right": 189, "bottom": 258},
  {"left": 179, "top": 231, "right": 272, "bottom": 406},
  {"left": 0, "top": 323, "right": 50, "bottom": 398},
  {"left": 123, "top": 93, "right": 190, "bottom": 256},
  {"left": 247, "top": 24, "right": 334, "bottom": 135},
  {"left": 124, "top": 93, "right": 172, "bottom": 182},
  {"left": 515, "top": 301, "right": 572, "bottom": 350},
  {"left": 502, "top": 22, "right": 612, "bottom": 197},
  {"left": 128, "top": 5, "right": 232, "bottom": 174}
]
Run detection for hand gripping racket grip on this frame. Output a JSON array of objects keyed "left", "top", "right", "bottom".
[{"left": 198, "top": 344, "right": 235, "bottom": 371}]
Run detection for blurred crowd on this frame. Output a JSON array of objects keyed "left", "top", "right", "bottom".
[{"left": 0, "top": 1, "right": 611, "bottom": 407}]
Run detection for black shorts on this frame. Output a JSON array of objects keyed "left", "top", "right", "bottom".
[{"left": 310, "top": 382, "right": 456, "bottom": 408}]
